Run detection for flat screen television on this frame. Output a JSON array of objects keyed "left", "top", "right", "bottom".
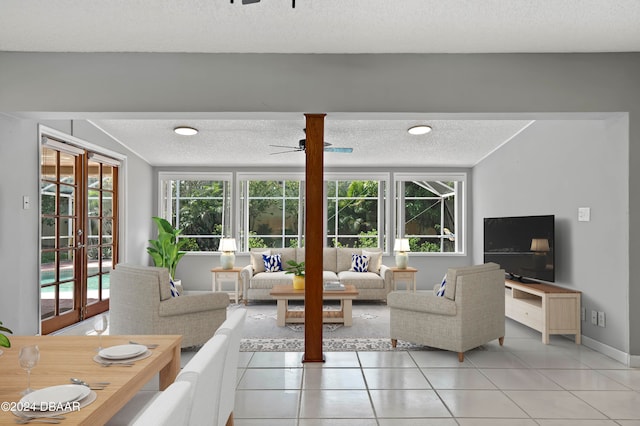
[{"left": 484, "top": 215, "right": 555, "bottom": 282}]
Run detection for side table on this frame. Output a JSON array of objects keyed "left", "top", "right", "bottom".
[
  {"left": 390, "top": 266, "right": 417, "bottom": 292},
  {"left": 211, "top": 267, "right": 243, "bottom": 303}
]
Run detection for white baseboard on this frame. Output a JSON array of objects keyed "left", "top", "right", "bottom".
[{"left": 581, "top": 334, "right": 632, "bottom": 367}]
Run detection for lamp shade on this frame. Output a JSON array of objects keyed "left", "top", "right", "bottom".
[
  {"left": 218, "top": 238, "right": 237, "bottom": 252},
  {"left": 394, "top": 238, "right": 410, "bottom": 252},
  {"left": 530, "top": 238, "right": 550, "bottom": 252}
]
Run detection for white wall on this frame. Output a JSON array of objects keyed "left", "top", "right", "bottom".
[
  {"left": 0, "top": 116, "right": 153, "bottom": 335},
  {"left": 473, "top": 118, "right": 629, "bottom": 351}
]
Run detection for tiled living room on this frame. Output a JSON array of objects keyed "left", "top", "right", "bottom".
[{"left": 2, "top": 2, "right": 640, "bottom": 425}]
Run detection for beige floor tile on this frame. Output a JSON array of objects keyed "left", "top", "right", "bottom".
[
  {"left": 363, "top": 367, "right": 431, "bottom": 389},
  {"left": 437, "top": 390, "right": 528, "bottom": 418},
  {"left": 539, "top": 369, "right": 631, "bottom": 390},
  {"left": 370, "top": 389, "right": 451, "bottom": 418},
  {"left": 303, "top": 368, "right": 366, "bottom": 389},
  {"left": 572, "top": 390, "right": 640, "bottom": 419},
  {"left": 423, "top": 368, "right": 497, "bottom": 390},
  {"left": 505, "top": 390, "right": 607, "bottom": 419},
  {"left": 480, "top": 368, "right": 561, "bottom": 390},
  {"left": 234, "top": 389, "right": 300, "bottom": 419},
  {"left": 238, "top": 368, "right": 303, "bottom": 389},
  {"left": 299, "top": 390, "right": 375, "bottom": 419}
]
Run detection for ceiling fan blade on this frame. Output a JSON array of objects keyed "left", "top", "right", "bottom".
[
  {"left": 270, "top": 149, "right": 302, "bottom": 155},
  {"left": 270, "top": 144, "right": 298, "bottom": 149},
  {"left": 324, "top": 147, "right": 353, "bottom": 153}
]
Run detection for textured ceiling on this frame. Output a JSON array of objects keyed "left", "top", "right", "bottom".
[
  {"left": 5, "top": 1, "right": 634, "bottom": 166},
  {"left": 91, "top": 118, "right": 534, "bottom": 167},
  {"left": 1, "top": 0, "right": 639, "bottom": 53}
]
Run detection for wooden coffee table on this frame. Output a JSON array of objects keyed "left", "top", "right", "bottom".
[{"left": 270, "top": 284, "right": 359, "bottom": 326}]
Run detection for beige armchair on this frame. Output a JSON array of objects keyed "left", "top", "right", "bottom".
[
  {"left": 388, "top": 263, "right": 505, "bottom": 362},
  {"left": 109, "top": 264, "right": 229, "bottom": 348}
]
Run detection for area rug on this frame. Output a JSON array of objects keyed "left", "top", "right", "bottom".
[
  {"left": 239, "top": 337, "right": 436, "bottom": 352},
  {"left": 231, "top": 300, "right": 435, "bottom": 352}
]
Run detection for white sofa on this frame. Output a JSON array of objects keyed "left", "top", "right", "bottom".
[{"left": 240, "top": 247, "right": 392, "bottom": 302}]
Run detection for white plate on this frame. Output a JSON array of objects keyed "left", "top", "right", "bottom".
[
  {"left": 99, "top": 344, "right": 147, "bottom": 360},
  {"left": 20, "top": 384, "right": 91, "bottom": 408}
]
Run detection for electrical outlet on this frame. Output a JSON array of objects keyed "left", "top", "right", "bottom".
[
  {"left": 581, "top": 307, "right": 586, "bottom": 321},
  {"left": 591, "top": 310, "right": 598, "bottom": 325},
  {"left": 598, "top": 311, "right": 606, "bottom": 327}
]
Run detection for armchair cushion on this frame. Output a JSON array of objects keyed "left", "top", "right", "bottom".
[
  {"left": 159, "top": 292, "right": 230, "bottom": 317},
  {"left": 388, "top": 291, "right": 456, "bottom": 316}
]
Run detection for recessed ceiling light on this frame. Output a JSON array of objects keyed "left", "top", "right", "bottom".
[
  {"left": 407, "top": 125, "right": 432, "bottom": 135},
  {"left": 174, "top": 126, "right": 198, "bottom": 136}
]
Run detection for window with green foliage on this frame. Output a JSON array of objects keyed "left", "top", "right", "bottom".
[
  {"left": 240, "top": 178, "right": 304, "bottom": 250},
  {"left": 396, "top": 174, "right": 464, "bottom": 253},
  {"left": 159, "top": 174, "right": 231, "bottom": 251},
  {"left": 326, "top": 179, "right": 385, "bottom": 249}
]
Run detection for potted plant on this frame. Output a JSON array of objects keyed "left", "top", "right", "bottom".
[
  {"left": 284, "top": 259, "right": 305, "bottom": 290},
  {"left": 147, "top": 216, "right": 188, "bottom": 281},
  {"left": 0, "top": 320, "right": 13, "bottom": 351}
]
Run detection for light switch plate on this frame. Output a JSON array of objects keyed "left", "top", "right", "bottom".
[{"left": 578, "top": 207, "right": 591, "bottom": 222}]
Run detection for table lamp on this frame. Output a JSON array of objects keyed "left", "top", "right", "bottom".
[
  {"left": 218, "top": 238, "right": 237, "bottom": 270},
  {"left": 394, "top": 238, "right": 410, "bottom": 269}
]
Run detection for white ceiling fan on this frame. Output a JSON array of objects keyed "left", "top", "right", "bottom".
[{"left": 270, "top": 129, "right": 353, "bottom": 155}]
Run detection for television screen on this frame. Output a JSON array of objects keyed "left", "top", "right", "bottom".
[{"left": 484, "top": 215, "right": 555, "bottom": 282}]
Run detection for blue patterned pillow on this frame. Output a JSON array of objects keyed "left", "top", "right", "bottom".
[
  {"left": 262, "top": 253, "right": 282, "bottom": 272},
  {"left": 350, "top": 253, "right": 369, "bottom": 273},
  {"left": 436, "top": 274, "right": 447, "bottom": 297},
  {"left": 169, "top": 278, "right": 181, "bottom": 297}
]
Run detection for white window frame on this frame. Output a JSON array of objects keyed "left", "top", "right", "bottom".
[
  {"left": 236, "top": 172, "right": 306, "bottom": 252},
  {"left": 324, "top": 172, "right": 390, "bottom": 252},
  {"left": 394, "top": 172, "right": 466, "bottom": 255},
  {"left": 157, "top": 172, "right": 233, "bottom": 253}
]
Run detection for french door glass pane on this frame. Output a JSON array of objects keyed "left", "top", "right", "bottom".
[
  {"left": 59, "top": 152, "right": 76, "bottom": 182},
  {"left": 102, "top": 165, "right": 113, "bottom": 189}
]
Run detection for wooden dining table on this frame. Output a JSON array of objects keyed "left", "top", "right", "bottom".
[{"left": 0, "top": 334, "right": 181, "bottom": 425}]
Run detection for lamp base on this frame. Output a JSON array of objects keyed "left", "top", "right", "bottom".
[
  {"left": 220, "top": 252, "right": 235, "bottom": 270},
  {"left": 395, "top": 252, "right": 408, "bottom": 269}
]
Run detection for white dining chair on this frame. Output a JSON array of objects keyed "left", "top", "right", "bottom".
[
  {"left": 177, "top": 333, "right": 229, "bottom": 425},
  {"left": 131, "top": 380, "right": 192, "bottom": 426},
  {"left": 213, "top": 308, "right": 247, "bottom": 426}
]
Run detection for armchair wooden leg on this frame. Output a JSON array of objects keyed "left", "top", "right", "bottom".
[
  {"left": 458, "top": 352, "right": 464, "bottom": 362},
  {"left": 391, "top": 339, "right": 397, "bottom": 348},
  {"left": 499, "top": 336, "right": 504, "bottom": 346}
]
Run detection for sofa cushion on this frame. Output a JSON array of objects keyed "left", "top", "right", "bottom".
[
  {"left": 262, "top": 253, "right": 283, "bottom": 272},
  {"left": 250, "top": 271, "right": 292, "bottom": 289},
  {"left": 323, "top": 271, "right": 339, "bottom": 283},
  {"left": 350, "top": 253, "right": 370, "bottom": 272},
  {"left": 337, "top": 248, "right": 360, "bottom": 272},
  {"left": 250, "top": 249, "right": 270, "bottom": 273},
  {"left": 338, "top": 271, "right": 384, "bottom": 289},
  {"left": 276, "top": 248, "right": 297, "bottom": 270},
  {"left": 362, "top": 249, "right": 382, "bottom": 273},
  {"left": 445, "top": 263, "right": 500, "bottom": 300},
  {"left": 323, "top": 248, "right": 337, "bottom": 273}
]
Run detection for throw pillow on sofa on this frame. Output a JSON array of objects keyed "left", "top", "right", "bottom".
[
  {"left": 436, "top": 274, "right": 447, "bottom": 297},
  {"left": 169, "top": 278, "right": 181, "bottom": 297},
  {"left": 350, "top": 253, "right": 369, "bottom": 272},
  {"left": 362, "top": 250, "right": 382, "bottom": 273},
  {"left": 263, "top": 253, "right": 283, "bottom": 272}
]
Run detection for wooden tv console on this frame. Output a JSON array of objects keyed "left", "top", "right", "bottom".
[{"left": 505, "top": 279, "right": 581, "bottom": 344}]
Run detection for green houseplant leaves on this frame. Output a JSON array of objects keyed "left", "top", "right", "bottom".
[
  {"left": 147, "top": 216, "right": 188, "bottom": 279},
  {"left": 284, "top": 259, "right": 305, "bottom": 277},
  {"left": 0, "top": 320, "right": 13, "bottom": 348}
]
